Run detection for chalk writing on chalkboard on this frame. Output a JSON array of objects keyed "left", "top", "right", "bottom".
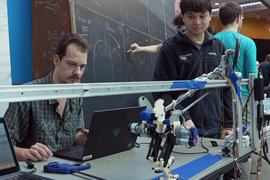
[
  {"left": 75, "top": 3, "right": 126, "bottom": 83},
  {"left": 32, "top": 0, "right": 70, "bottom": 80},
  {"left": 135, "top": 41, "right": 147, "bottom": 65},
  {"left": 128, "top": 57, "right": 138, "bottom": 82},
  {"left": 112, "top": 48, "right": 123, "bottom": 71},
  {"left": 93, "top": 40, "right": 114, "bottom": 82},
  {"left": 124, "top": 25, "right": 152, "bottom": 81},
  {"left": 71, "top": 0, "right": 174, "bottom": 129},
  {"left": 59, "top": 11, "right": 69, "bottom": 25}
]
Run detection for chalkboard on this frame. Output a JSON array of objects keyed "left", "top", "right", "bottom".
[
  {"left": 150, "top": 37, "right": 162, "bottom": 73},
  {"left": 75, "top": 5, "right": 126, "bottom": 82},
  {"left": 71, "top": 0, "right": 174, "bottom": 128},
  {"left": 148, "top": 0, "right": 166, "bottom": 40},
  {"left": 121, "top": 0, "right": 148, "bottom": 34},
  {"left": 73, "top": 0, "right": 122, "bottom": 23},
  {"left": 32, "top": 0, "right": 70, "bottom": 80},
  {"left": 164, "top": 0, "right": 176, "bottom": 38},
  {"left": 124, "top": 26, "right": 153, "bottom": 81}
]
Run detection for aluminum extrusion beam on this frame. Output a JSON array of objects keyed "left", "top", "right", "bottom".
[{"left": 0, "top": 79, "right": 248, "bottom": 103}]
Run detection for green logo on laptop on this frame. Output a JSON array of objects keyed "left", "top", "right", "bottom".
[{"left": 112, "top": 127, "right": 121, "bottom": 137}]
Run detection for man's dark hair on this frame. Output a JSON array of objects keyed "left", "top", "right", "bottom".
[
  {"left": 171, "top": 13, "right": 185, "bottom": 29},
  {"left": 180, "top": 0, "right": 212, "bottom": 15},
  {"left": 219, "top": 2, "right": 243, "bottom": 26},
  {"left": 55, "top": 33, "right": 91, "bottom": 60},
  {"left": 207, "top": 26, "right": 216, "bottom": 35}
]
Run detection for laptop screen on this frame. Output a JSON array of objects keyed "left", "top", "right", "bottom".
[{"left": 0, "top": 118, "right": 20, "bottom": 176}]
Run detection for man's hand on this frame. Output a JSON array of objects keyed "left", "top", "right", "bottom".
[
  {"left": 182, "top": 119, "right": 195, "bottom": 127},
  {"left": 182, "top": 119, "right": 199, "bottom": 140},
  {"left": 220, "top": 128, "right": 233, "bottom": 139},
  {"left": 73, "top": 129, "right": 89, "bottom": 146},
  {"left": 15, "top": 143, "right": 53, "bottom": 162}
]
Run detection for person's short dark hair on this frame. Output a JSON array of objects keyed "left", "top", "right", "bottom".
[
  {"left": 180, "top": 0, "right": 212, "bottom": 15},
  {"left": 171, "top": 13, "right": 185, "bottom": 29},
  {"left": 207, "top": 26, "right": 216, "bottom": 35},
  {"left": 55, "top": 33, "right": 91, "bottom": 60},
  {"left": 219, "top": 2, "right": 243, "bottom": 26}
]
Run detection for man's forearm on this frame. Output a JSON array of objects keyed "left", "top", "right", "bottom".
[{"left": 14, "top": 146, "right": 28, "bottom": 161}]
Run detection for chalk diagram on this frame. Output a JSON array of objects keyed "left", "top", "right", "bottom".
[
  {"left": 93, "top": 40, "right": 114, "bottom": 82},
  {"left": 128, "top": 57, "right": 138, "bottom": 82},
  {"left": 127, "top": 39, "right": 148, "bottom": 82},
  {"left": 110, "top": 33, "right": 123, "bottom": 72},
  {"left": 46, "top": 3, "right": 59, "bottom": 14},
  {"left": 112, "top": 48, "right": 122, "bottom": 71},
  {"left": 59, "top": 11, "right": 69, "bottom": 25},
  {"left": 136, "top": 40, "right": 146, "bottom": 64}
]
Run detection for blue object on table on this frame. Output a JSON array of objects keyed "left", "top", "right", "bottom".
[
  {"left": 44, "top": 162, "right": 91, "bottom": 174},
  {"left": 152, "top": 153, "right": 222, "bottom": 180}
]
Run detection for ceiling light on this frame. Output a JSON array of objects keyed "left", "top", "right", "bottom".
[
  {"left": 215, "top": 3, "right": 219, "bottom": 6},
  {"left": 212, "top": 2, "right": 265, "bottom": 14}
]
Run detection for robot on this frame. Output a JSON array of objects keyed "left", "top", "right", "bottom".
[
  {"left": 129, "top": 99, "right": 198, "bottom": 180},
  {"left": 128, "top": 43, "right": 240, "bottom": 180}
]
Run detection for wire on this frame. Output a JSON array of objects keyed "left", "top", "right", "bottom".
[
  {"left": 241, "top": 77, "right": 257, "bottom": 125},
  {"left": 263, "top": 140, "right": 270, "bottom": 165},
  {"left": 25, "top": 160, "right": 37, "bottom": 174},
  {"left": 180, "top": 114, "right": 191, "bottom": 138},
  {"left": 171, "top": 148, "right": 208, "bottom": 155},
  {"left": 134, "top": 142, "right": 140, "bottom": 148},
  {"left": 172, "top": 128, "right": 225, "bottom": 155},
  {"left": 253, "top": 151, "right": 270, "bottom": 165},
  {"left": 71, "top": 170, "right": 106, "bottom": 180}
]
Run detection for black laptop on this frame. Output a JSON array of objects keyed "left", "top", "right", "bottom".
[
  {"left": 53, "top": 106, "right": 145, "bottom": 161},
  {"left": 0, "top": 118, "right": 53, "bottom": 180}
]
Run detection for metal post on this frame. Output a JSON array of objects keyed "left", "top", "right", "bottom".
[
  {"left": 232, "top": 72, "right": 243, "bottom": 157},
  {"left": 249, "top": 74, "right": 259, "bottom": 149}
]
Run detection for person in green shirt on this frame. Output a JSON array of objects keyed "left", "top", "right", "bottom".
[
  {"left": 215, "top": 2, "right": 257, "bottom": 125},
  {"left": 214, "top": 2, "right": 257, "bottom": 180}
]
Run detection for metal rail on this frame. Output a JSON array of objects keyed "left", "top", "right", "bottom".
[{"left": 0, "top": 79, "right": 248, "bottom": 103}]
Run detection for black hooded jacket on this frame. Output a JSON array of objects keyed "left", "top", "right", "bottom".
[{"left": 153, "top": 29, "right": 233, "bottom": 136}]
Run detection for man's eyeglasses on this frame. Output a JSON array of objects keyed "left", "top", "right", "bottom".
[{"left": 62, "top": 59, "right": 89, "bottom": 73}]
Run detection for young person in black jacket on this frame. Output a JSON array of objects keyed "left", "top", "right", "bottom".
[{"left": 153, "top": 0, "right": 233, "bottom": 139}]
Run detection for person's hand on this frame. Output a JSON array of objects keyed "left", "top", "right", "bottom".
[
  {"left": 16, "top": 143, "right": 53, "bottom": 162},
  {"left": 182, "top": 119, "right": 199, "bottom": 140},
  {"left": 83, "top": 129, "right": 89, "bottom": 135},
  {"left": 220, "top": 128, "right": 233, "bottom": 139},
  {"left": 73, "top": 129, "right": 89, "bottom": 146},
  {"left": 182, "top": 119, "right": 195, "bottom": 127},
  {"left": 129, "top": 43, "right": 142, "bottom": 53}
]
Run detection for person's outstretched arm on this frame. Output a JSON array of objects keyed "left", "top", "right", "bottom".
[{"left": 129, "top": 43, "right": 162, "bottom": 53}]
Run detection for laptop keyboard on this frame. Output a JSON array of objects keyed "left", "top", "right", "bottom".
[
  {"left": 3, "top": 173, "right": 42, "bottom": 180},
  {"left": 65, "top": 148, "right": 83, "bottom": 157}
]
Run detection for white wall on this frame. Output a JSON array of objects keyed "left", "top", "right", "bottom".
[{"left": 0, "top": 0, "right": 11, "bottom": 116}]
